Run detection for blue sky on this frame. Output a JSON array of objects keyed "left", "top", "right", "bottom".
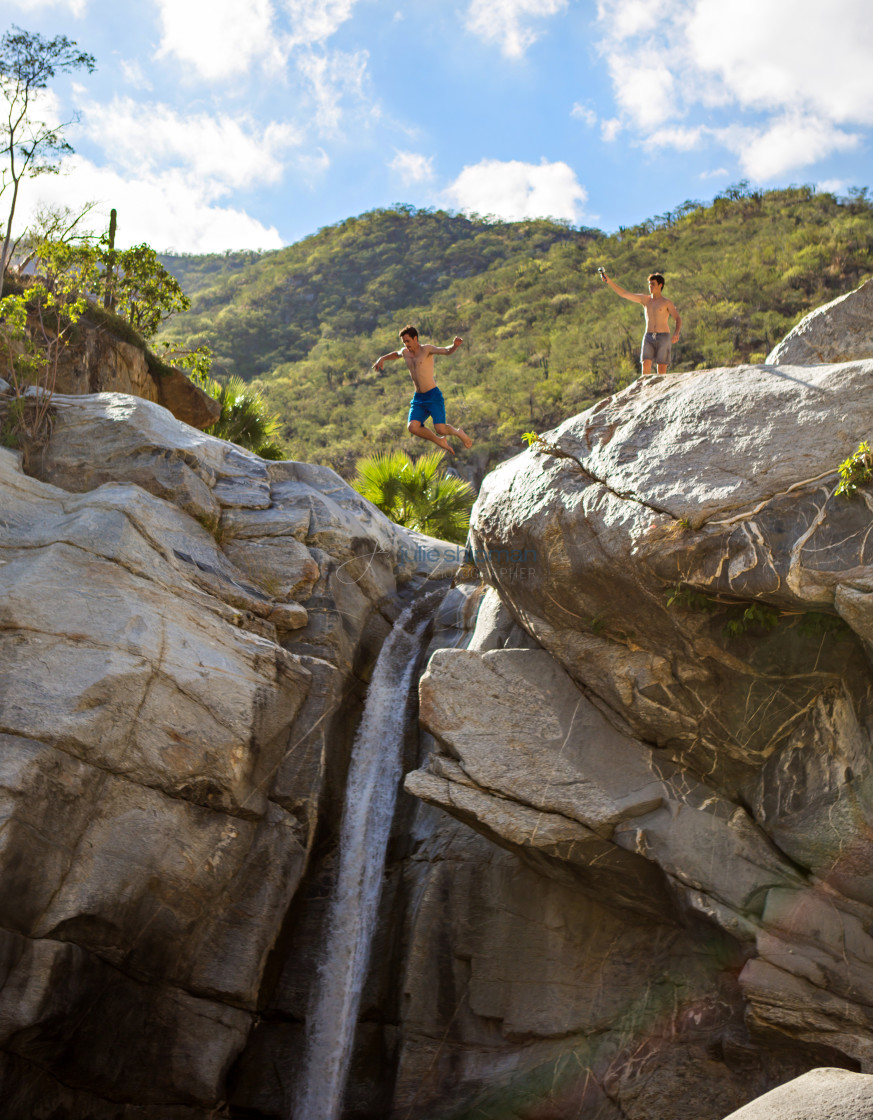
[{"left": 4, "top": 0, "right": 873, "bottom": 252}]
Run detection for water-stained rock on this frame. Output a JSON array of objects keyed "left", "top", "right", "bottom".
[
  {"left": 399, "top": 356, "right": 873, "bottom": 1115},
  {"left": 0, "top": 392, "right": 460, "bottom": 1116}
]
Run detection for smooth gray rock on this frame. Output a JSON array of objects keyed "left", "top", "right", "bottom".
[
  {"left": 767, "top": 280, "right": 873, "bottom": 365},
  {"left": 722, "top": 1068, "right": 873, "bottom": 1119},
  {"left": 412, "top": 358, "right": 873, "bottom": 1085},
  {"left": 0, "top": 393, "right": 462, "bottom": 1112},
  {"left": 412, "top": 645, "right": 800, "bottom": 930}
]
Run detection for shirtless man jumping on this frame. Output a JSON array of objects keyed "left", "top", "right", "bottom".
[
  {"left": 600, "top": 271, "right": 682, "bottom": 375},
  {"left": 373, "top": 325, "right": 473, "bottom": 455}
]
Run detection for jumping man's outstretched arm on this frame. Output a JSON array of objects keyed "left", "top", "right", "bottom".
[
  {"left": 600, "top": 274, "right": 645, "bottom": 304},
  {"left": 373, "top": 350, "right": 402, "bottom": 372},
  {"left": 425, "top": 336, "right": 464, "bottom": 356}
]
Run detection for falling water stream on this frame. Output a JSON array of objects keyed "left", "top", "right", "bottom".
[{"left": 292, "top": 597, "right": 436, "bottom": 1120}]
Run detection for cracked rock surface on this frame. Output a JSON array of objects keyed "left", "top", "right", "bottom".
[
  {"left": 403, "top": 359, "right": 873, "bottom": 1117},
  {"left": 0, "top": 393, "right": 456, "bottom": 1118}
]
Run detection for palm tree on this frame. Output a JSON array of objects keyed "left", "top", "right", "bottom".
[
  {"left": 353, "top": 449, "right": 475, "bottom": 543},
  {"left": 207, "top": 376, "right": 286, "bottom": 460}
]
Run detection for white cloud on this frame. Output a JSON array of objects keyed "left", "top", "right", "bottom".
[
  {"left": 120, "top": 60, "right": 152, "bottom": 91},
  {"left": 18, "top": 156, "right": 283, "bottom": 252},
  {"left": 154, "top": 0, "right": 280, "bottom": 81},
  {"left": 466, "top": 0, "right": 568, "bottom": 59},
  {"left": 597, "top": 0, "right": 657, "bottom": 39},
  {"left": 389, "top": 150, "right": 435, "bottom": 185},
  {"left": 81, "top": 97, "right": 301, "bottom": 189},
  {"left": 684, "top": 0, "right": 873, "bottom": 123},
  {"left": 28, "top": 98, "right": 303, "bottom": 250},
  {"left": 644, "top": 125, "right": 705, "bottom": 152},
  {"left": 602, "top": 47, "right": 678, "bottom": 128},
  {"left": 11, "top": 88, "right": 65, "bottom": 146},
  {"left": 718, "top": 115, "right": 860, "bottom": 180},
  {"left": 601, "top": 117, "right": 622, "bottom": 142},
  {"left": 817, "top": 179, "right": 849, "bottom": 195},
  {"left": 297, "top": 50, "right": 370, "bottom": 134},
  {"left": 6, "top": 0, "right": 87, "bottom": 13},
  {"left": 284, "top": 0, "right": 358, "bottom": 48},
  {"left": 445, "top": 158, "right": 587, "bottom": 222},
  {"left": 571, "top": 102, "right": 597, "bottom": 126},
  {"left": 297, "top": 148, "right": 331, "bottom": 179},
  {"left": 699, "top": 167, "right": 728, "bottom": 180},
  {"left": 153, "top": 0, "right": 361, "bottom": 82},
  {"left": 596, "top": 0, "right": 873, "bottom": 178}
]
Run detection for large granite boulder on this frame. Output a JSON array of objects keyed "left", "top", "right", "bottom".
[
  {"left": 767, "top": 279, "right": 873, "bottom": 365},
  {"left": 0, "top": 393, "right": 458, "bottom": 1117},
  {"left": 722, "top": 1067, "right": 873, "bottom": 1119},
  {"left": 401, "top": 360, "right": 873, "bottom": 1115}
]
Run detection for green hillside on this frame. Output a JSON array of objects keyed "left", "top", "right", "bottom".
[{"left": 159, "top": 185, "right": 873, "bottom": 479}]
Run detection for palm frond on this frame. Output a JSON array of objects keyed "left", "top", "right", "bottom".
[{"left": 352, "top": 448, "right": 475, "bottom": 543}]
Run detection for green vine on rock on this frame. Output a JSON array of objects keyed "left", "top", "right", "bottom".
[
  {"left": 665, "top": 582, "right": 780, "bottom": 638},
  {"left": 722, "top": 602, "right": 780, "bottom": 638},
  {"left": 836, "top": 441, "right": 873, "bottom": 499},
  {"left": 521, "top": 429, "right": 577, "bottom": 461},
  {"left": 665, "top": 583, "right": 851, "bottom": 643},
  {"left": 666, "top": 583, "right": 717, "bottom": 612}
]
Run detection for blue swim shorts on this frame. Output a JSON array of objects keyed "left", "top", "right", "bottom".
[
  {"left": 408, "top": 385, "right": 446, "bottom": 426},
  {"left": 641, "top": 332, "right": 672, "bottom": 367}
]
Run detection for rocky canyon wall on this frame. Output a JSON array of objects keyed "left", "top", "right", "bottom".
[
  {"left": 402, "top": 352, "right": 873, "bottom": 1117},
  {"left": 0, "top": 389, "right": 455, "bottom": 1118},
  {"left": 4, "top": 284, "right": 873, "bottom": 1120}
]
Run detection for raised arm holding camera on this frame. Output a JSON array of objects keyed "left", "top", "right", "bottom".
[{"left": 600, "top": 271, "right": 682, "bottom": 376}]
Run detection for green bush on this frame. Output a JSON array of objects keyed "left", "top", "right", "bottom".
[{"left": 353, "top": 449, "right": 474, "bottom": 543}]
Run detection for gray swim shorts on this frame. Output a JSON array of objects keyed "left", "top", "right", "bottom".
[{"left": 641, "top": 331, "right": 672, "bottom": 367}]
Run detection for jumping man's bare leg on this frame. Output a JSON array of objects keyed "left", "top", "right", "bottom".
[
  {"left": 435, "top": 422, "right": 473, "bottom": 449},
  {"left": 408, "top": 420, "right": 454, "bottom": 455}
]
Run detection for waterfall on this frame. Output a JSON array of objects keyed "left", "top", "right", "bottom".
[{"left": 292, "top": 597, "right": 435, "bottom": 1120}]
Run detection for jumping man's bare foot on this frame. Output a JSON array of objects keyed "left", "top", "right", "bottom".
[
  {"left": 457, "top": 428, "right": 473, "bottom": 449},
  {"left": 434, "top": 436, "right": 455, "bottom": 455}
]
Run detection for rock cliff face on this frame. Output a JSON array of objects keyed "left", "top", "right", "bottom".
[
  {"left": 405, "top": 356, "right": 873, "bottom": 1116},
  {"left": 52, "top": 318, "right": 221, "bottom": 429},
  {"left": 0, "top": 391, "right": 455, "bottom": 1118},
  {"left": 5, "top": 288, "right": 873, "bottom": 1120}
]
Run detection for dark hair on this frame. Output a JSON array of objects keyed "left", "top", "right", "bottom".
[
  {"left": 399, "top": 324, "right": 418, "bottom": 340},
  {"left": 648, "top": 273, "right": 665, "bottom": 288}
]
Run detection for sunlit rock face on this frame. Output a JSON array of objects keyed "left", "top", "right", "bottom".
[
  {"left": 403, "top": 360, "right": 873, "bottom": 1117},
  {"left": 767, "top": 278, "right": 873, "bottom": 365},
  {"left": 721, "top": 1068, "right": 873, "bottom": 1120},
  {"left": 0, "top": 393, "right": 456, "bottom": 1119},
  {"left": 52, "top": 319, "right": 221, "bottom": 429}
]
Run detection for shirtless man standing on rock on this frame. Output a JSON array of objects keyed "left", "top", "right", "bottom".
[
  {"left": 600, "top": 271, "right": 682, "bottom": 375},
  {"left": 373, "top": 325, "right": 473, "bottom": 455}
]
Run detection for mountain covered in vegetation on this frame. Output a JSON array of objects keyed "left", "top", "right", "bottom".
[{"left": 159, "top": 185, "right": 873, "bottom": 478}]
